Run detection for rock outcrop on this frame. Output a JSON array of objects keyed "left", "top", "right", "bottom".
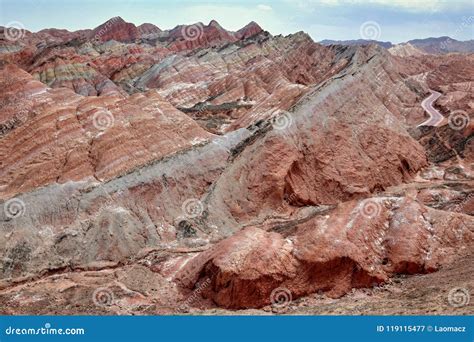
[
  {"left": 90, "top": 17, "right": 140, "bottom": 43},
  {"left": 0, "top": 64, "right": 211, "bottom": 198},
  {"left": 175, "top": 197, "right": 473, "bottom": 309}
]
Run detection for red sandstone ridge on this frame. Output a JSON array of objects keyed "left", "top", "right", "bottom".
[
  {"left": 138, "top": 23, "right": 161, "bottom": 36},
  {"left": 166, "top": 20, "right": 238, "bottom": 51},
  {"left": 0, "top": 63, "right": 211, "bottom": 198},
  {"left": 90, "top": 17, "right": 140, "bottom": 43},
  {"left": 0, "top": 17, "right": 473, "bottom": 315},
  {"left": 235, "top": 21, "right": 263, "bottom": 39},
  {"left": 175, "top": 197, "right": 473, "bottom": 309}
]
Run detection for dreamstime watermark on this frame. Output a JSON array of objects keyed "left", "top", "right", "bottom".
[
  {"left": 448, "top": 110, "right": 470, "bottom": 131},
  {"left": 275, "top": 192, "right": 299, "bottom": 212},
  {"left": 359, "top": 21, "right": 381, "bottom": 40},
  {"left": 181, "top": 23, "right": 204, "bottom": 41},
  {"left": 15, "top": 108, "right": 29, "bottom": 123},
  {"left": 270, "top": 287, "right": 292, "bottom": 313},
  {"left": 440, "top": 16, "right": 473, "bottom": 50},
  {"left": 4, "top": 21, "right": 26, "bottom": 41},
  {"left": 93, "top": 16, "right": 122, "bottom": 42},
  {"left": 0, "top": 94, "right": 30, "bottom": 117},
  {"left": 0, "top": 92, "right": 32, "bottom": 137},
  {"left": 0, "top": 112, "right": 29, "bottom": 138},
  {"left": 359, "top": 198, "right": 382, "bottom": 219},
  {"left": 181, "top": 198, "right": 205, "bottom": 219},
  {"left": 453, "top": 193, "right": 473, "bottom": 213},
  {"left": 92, "top": 287, "right": 115, "bottom": 307},
  {"left": 92, "top": 109, "right": 115, "bottom": 131},
  {"left": 178, "top": 277, "right": 212, "bottom": 312},
  {"left": 448, "top": 287, "right": 470, "bottom": 308},
  {"left": 3, "top": 198, "right": 26, "bottom": 219},
  {"left": 4, "top": 323, "right": 85, "bottom": 336},
  {"left": 271, "top": 110, "right": 293, "bottom": 130}
]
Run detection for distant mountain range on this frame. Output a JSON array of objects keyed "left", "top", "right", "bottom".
[
  {"left": 319, "top": 39, "right": 393, "bottom": 49},
  {"left": 319, "top": 36, "right": 474, "bottom": 54}
]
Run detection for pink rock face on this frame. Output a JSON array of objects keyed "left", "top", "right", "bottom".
[
  {"left": 235, "top": 21, "right": 263, "bottom": 39},
  {"left": 176, "top": 227, "right": 298, "bottom": 308},
  {"left": 176, "top": 197, "right": 473, "bottom": 309},
  {"left": 0, "top": 18, "right": 473, "bottom": 314},
  {"left": 137, "top": 23, "right": 161, "bottom": 36},
  {"left": 28, "top": 50, "right": 125, "bottom": 96},
  {"left": 90, "top": 17, "right": 140, "bottom": 43},
  {"left": 167, "top": 20, "right": 238, "bottom": 52},
  {"left": 0, "top": 64, "right": 211, "bottom": 199}
]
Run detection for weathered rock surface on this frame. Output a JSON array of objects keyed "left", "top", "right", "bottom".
[
  {"left": 0, "top": 64, "right": 211, "bottom": 198},
  {"left": 0, "top": 18, "right": 473, "bottom": 314},
  {"left": 388, "top": 43, "right": 426, "bottom": 57},
  {"left": 90, "top": 17, "right": 140, "bottom": 43},
  {"left": 174, "top": 196, "right": 473, "bottom": 309}
]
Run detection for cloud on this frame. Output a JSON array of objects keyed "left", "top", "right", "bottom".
[
  {"left": 359, "top": 0, "right": 472, "bottom": 12},
  {"left": 257, "top": 4, "right": 273, "bottom": 11},
  {"left": 285, "top": 0, "right": 472, "bottom": 13}
]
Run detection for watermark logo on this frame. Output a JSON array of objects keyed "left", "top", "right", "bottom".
[
  {"left": 448, "top": 287, "right": 470, "bottom": 308},
  {"left": 178, "top": 277, "right": 211, "bottom": 312},
  {"left": 4, "top": 21, "right": 26, "bottom": 41},
  {"left": 4, "top": 322, "right": 85, "bottom": 336},
  {"left": 92, "top": 287, "right": 114, "bottom": 307},
  {"left": 181, "top": 198, "right": 204, "bottom": 219},
  {"left": 181, "top": 23, "right": 204, "bottom": 41},
  {"left": 448, "top": 110, "right": 470, "bottom": 131},
  {"left": 4, "top": 198, "right": 26, "bottom": 219},
  {"left": 92, "top": 109, "right": 115, "bottom": 131},
  {"left": 271, "top": 110, "right": 293, "bottom": 130},
  {"left": 16, "top": 109, "right": 29, "bottom": 124},
  {"left": 359, "top": 21, "right": 381, "bottom": 40},
  {"left": 270, "top": 287, "right": 292, "bottom": 313},
  {"left": 359, "top": 198, "right": 381, "bottom": 219},
  {"left": 93, "top": 16, "right": 122, "bottom": 43}
]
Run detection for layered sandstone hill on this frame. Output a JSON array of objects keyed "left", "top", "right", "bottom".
[
  {"left": 0, "top": 18, "right": 472, "bottom": 314},
  {"left": 321, "top": 36, "right": 474, "bottom": 54},
  {"left": 388, "top": 43, "right": 425, "bottom": 57}
]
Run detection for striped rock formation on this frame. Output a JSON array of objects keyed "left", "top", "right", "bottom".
[{"left": 0, "top": 17, "right": 472, "bottom": 314}]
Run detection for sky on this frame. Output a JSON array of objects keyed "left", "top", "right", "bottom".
[{"left": 0, "top": 0, "right": 473, "bottom": 43}]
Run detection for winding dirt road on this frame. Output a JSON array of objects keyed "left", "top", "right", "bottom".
[{"left": 417, "top": 90, "right": 444, "bottom": 127}]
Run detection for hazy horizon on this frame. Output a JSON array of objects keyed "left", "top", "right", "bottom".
[{"left": 0, "top": 0, "right": 473, "bottom": 44}]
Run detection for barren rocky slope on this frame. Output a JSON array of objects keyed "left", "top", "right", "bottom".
[
  {"left": 321, "top": 36, "right": 474, "bottom": 55},
  {"left": 0, "top": 17, "right": 472, "bottom": 315}
]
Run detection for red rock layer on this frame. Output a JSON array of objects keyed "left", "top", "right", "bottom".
[
  {"left": 90, "top": 17, "right": 140, "bottom": 43},
  {"left": 175, "top": 197, "right": 473, "bottom": 309},
  {"left": 0, "top": 64, "right": 211, "bottom": 199}
]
